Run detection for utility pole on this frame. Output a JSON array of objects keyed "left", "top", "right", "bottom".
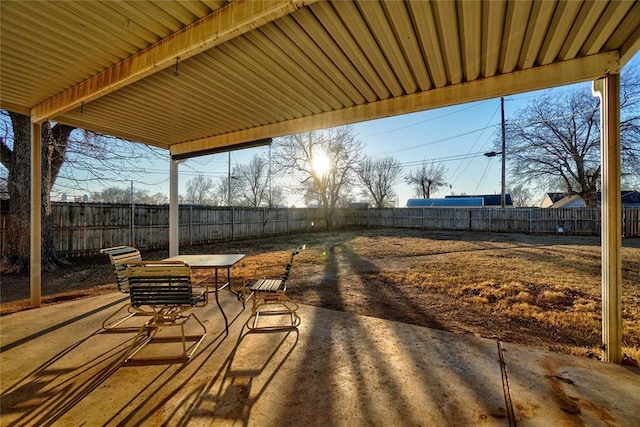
[
  {"left": 483, "top": 97, "right": 507, "bottom": 207},
  {"left": 268, "top": 144, "right": 272, "bottom": 208},
  {"left": 130, "top": 180, "right": 135, "bottom": 246},
  {"left": 228, "top": 151, "right": 231, "bottom": 206},
  {"left": 500, "top": 96, "right": 506, "bottom": 208}
]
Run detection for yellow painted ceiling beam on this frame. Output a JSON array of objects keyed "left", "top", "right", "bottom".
[
  {"left": 171, "top": 51, "right": 620, "bottom": 157},
  {"left": 30, "top": 0, "right": 314, "bottom": 124},
  {"left": 620, "top": 27, "right": 640, "bottom": 66},
  {"left": 0, "top": 101, "right": 30, "bottom": 116}
]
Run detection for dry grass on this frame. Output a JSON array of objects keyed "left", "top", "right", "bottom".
[
  {"left": 2, "top": 228, "right": 639, "bottom": 363},
  {"left": 227, "top": 229, "right": 640, "bottom": 362}
]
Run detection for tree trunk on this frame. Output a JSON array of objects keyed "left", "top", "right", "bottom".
[
  {"left": 320, "top": 193, "right": 333, "bottom": 230},
  {"left": 582, "top": 190, "right": 598, "bottom": 208},
  {"left": 1, "top": 113, "right": 73, "bottom": 273},
  {"left": 323, "top": 206, "right": 334, "bottom": 230},
  {"left": 2, "top": 114, "right": 31, "bottom": 273}
]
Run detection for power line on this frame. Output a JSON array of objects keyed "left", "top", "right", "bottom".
[
  {"left": 474, "top": 158, "right": 494, "bottom": 194},
  {"left": 397, "top": 151, "right": 491, "bottom": 169},
  {"left": 360, "top": 100, "right": 491, "bottom": 138},
  {"left": 449, "top": 105, "right": 501, "bottom": 185},
  {"left": 377, "top": 123, "right": 501, "bottom": 157}
]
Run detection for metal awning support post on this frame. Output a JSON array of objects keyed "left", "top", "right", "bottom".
[
  {"left": 169, "top": 156, "right": 180, "bottom": 257},
  {"left": 592, "top": 73, "right": 622, "bottom": 363},
  {"left": 30, "top": 122, "right": 42, "bottom": 307}
]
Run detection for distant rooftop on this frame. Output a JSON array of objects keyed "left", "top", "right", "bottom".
[
  {"left": 445, "top": 194, "right": 513, "bottom": 207},
  {"left": 407, "top": 198, "right": 484, "bottom": 208},
  {"left": 544, "top": 191, "right": 640, "bottom": 206}
]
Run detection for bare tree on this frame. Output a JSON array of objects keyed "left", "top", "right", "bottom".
[
  {"left": 505, "top": 64, "right": 640, "bottom": 207},
  {"left": 0, "top": 112, "right": 74, "bottom": 272},
  {"left": 215, "top": 174, "right": 241, "bottom": 206},
  {"left": 405, "top": 161, "right": 448, "bottom": 199},
  {"left": 91, "top": 187, "right": 130, "bottom": 203},
  {"left": 91, "top": 186, "right": 167, "bottom": 204},
  {"left": 0, "top": 170, "right": 8, "bottom": 199},
  {"left": 233, "top": 154, "right": 286, "bottom": 207},
  {"left": 620, "top": 66, "right": 640, "bottom": 185},
  {"left": 0, "top": 109, "right": 166, "bottom": 273},
  {"left": 357, "top": 156, "right": 402, "bottom": 208},
  {"left": 147, "top": 192, "right": 168, "bottom": 204},
  {"left": 509, "top": 184, "right": 534, "bottom": 207},
  {"left": 235, "top": 154, "right": 268, "bottom": 207},
  {"left": 275, "top": 125, "right": 363, "bottom": 229},
  {"left": 268, "top": 186, "right": 287, "bottom": 208},
  {"left": 185, "top": 174, "right": 215, "bottom": 204},
  {"left": 57, "top": 130, "right": 164, "bottom": 191}
]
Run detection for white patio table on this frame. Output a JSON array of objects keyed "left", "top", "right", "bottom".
[{"left": 164, "top": 254, "right": 245, "bottom": 334}]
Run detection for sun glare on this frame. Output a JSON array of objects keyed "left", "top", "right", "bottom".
[{"left": 312, "top": 151, "right": 331, "bottom": 176}]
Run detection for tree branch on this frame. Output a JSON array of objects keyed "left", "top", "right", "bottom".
[{"left": 0, "top": 137, "right": 13, "bottom": 170}]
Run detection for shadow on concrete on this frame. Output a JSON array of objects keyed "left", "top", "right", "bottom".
[
  {"left": 102, "top": 307, "right": 248, "bottom": 425},
  {"left": 1, "top": 278, "right": 638, "bottom": 425},
  {"left": 264, "top": 242, "right": 509, "bottom": 424},
  {"left": 0, "top": 294, "right": 247, "bottom": 426},
  {"left": 0, "top": 296, "right": 128, "bottom": 353},
  {"left": 162, "top": 328, "right": 299, "bottom": 426},
  {"left": 1, "top": 328, "right": 127, "bottom": 425}
]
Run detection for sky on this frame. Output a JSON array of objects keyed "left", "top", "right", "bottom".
[
  {"left": 69, "top": 97, "right": 511, "bottom": 206},
  {"left": 46, "top": 52, "right": 639, "bottom": 208},
  {"left": 137, "top": 92, "right": 539, "bottom": 206},
  {"left": 120, "top": 88, "right": 564, "bottom": 207}
]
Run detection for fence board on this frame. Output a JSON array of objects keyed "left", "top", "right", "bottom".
[{"left": 625, "top": 207, "right": 640, "bottom": 237}]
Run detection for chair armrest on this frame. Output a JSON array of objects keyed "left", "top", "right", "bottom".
[
  {"left": 230, "top": 276, "right": 245, "bottom": 293},
  {"left": 190, "top": 277, "right": 209, "bottom": 305},
  {"left": 192, "top": 289, "right": 207, "bottom": 307}
]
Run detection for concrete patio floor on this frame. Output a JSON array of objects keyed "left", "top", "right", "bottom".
[{"left": 1, "top": 290, "right": 639, "bottom": 426}]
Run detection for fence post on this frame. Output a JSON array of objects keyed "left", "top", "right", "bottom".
[
  {"left": 130, "top": 200, "right": 135, "bottom": 247},
  {"left": 453, "top": 209, "right": 456, "bottom": 231},
  {"left": 489, "top": 208, "right": 492, "bottom": 232},
  {"left": 231, "top": 207, "right": 234, "bottom": 241},
  {"left": 189, "top": 205, "right": 193, "bottom": 245}
]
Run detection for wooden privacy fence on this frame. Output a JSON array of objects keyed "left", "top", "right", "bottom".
[
  {"left": 365, "top": 207, "right": 605, "bottom": 234},
  {"left": 364, "top": 207, "right": 640, "bottom": 237},
  {"left": 45, "top": 204, "right": 326, "bottom": 256},
  {"left": 0, "top": 203, "right": 639, "bottom": 257}
]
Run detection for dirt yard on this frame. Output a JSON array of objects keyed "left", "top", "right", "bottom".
[{"left": 2, "top": 229, "right": 639, "bottom": 363}]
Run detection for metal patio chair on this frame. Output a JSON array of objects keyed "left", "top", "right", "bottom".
[
  {"left": 123, "top": 260, "right": 207, "bottom": 362},
  {"left": 241, "top": 245, "right": 305, "bottom": 331},
  {"left": 100, "top": 245, "right": 143, "bottom": 330}
]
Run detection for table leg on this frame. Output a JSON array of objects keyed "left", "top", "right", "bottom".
[
  {"left": 214, "top": 268, "right": 229, "bottom": 335},
  {"left": 227, "top": 266, "right": 242, "bottom": 299}
]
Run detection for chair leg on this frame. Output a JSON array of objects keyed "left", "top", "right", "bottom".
[
  {"left": 122, "top": 321, "right": 158, "bottom": 362},
  {"left": 246, "top": 292, "right": 300, "bottom": 332},
  {"left": 122, "top": 311, "right": 207, "bottom": 363},
  {"left": 102, "top": 303, "right": 143, "bottom": 331}
]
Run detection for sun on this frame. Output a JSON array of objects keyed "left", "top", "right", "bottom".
[{"left": 311, "top": 151, "right": 331, "bottom": 176}]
